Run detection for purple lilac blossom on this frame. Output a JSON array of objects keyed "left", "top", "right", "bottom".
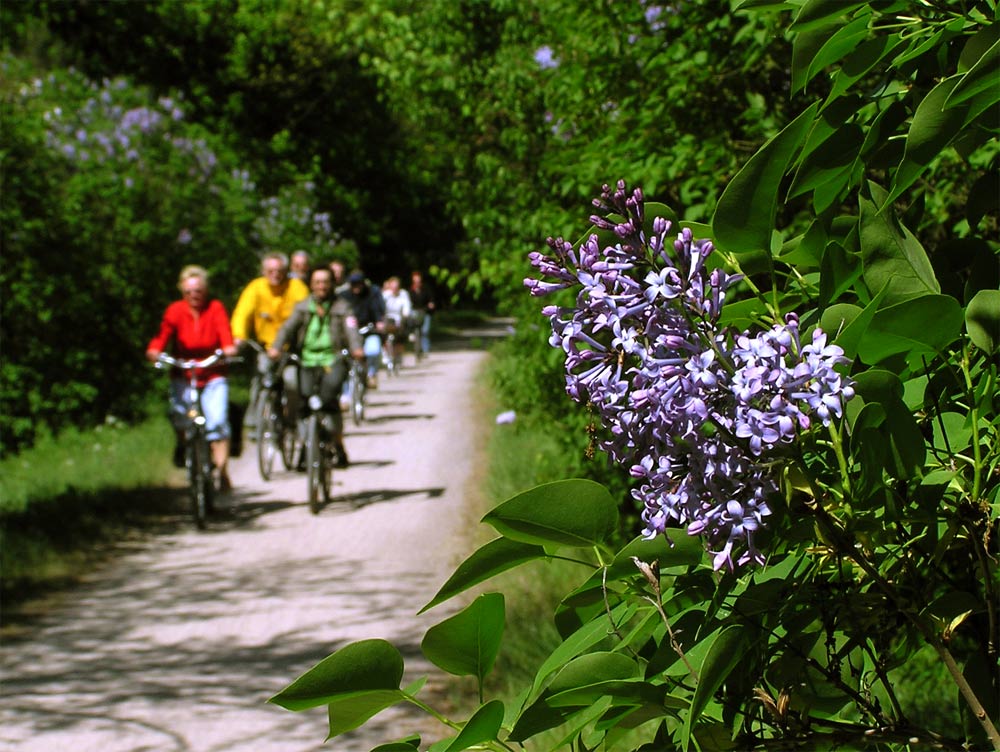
[
  {"left": 533, "top": 45, "right": 559, "bottom": 70},
  {"left": 525, "top": 180, "right": 855, "bottom": 570}
]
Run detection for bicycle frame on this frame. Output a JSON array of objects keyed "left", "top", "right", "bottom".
[{"left": 155, "top": 350, "right": 226, "bottom": 528}]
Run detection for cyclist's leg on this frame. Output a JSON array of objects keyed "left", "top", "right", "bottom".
[
  {"left": 168, "top": 380, "right": 189, "bottom": 467},
  {"left": 421, "top": 311, "right": 432, "bottom": 354},
  {"left": 202, "top": 377, "right": 232, "bottom": 491},
  {"left": 321, "top": 361, "right": 348, "bottom": 466},
  {"left": 283, "top": 360, "right": 301, "bottom": 427},
  {"left": 363, "top": 332, "right": 381, "bottom": 386},
  {"left": 297, "top": 366, "right": 319, "bottom": 469}
]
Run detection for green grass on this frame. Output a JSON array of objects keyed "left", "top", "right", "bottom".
[{"left": 0, "top": 415, "right": 183, "bottom": 603}]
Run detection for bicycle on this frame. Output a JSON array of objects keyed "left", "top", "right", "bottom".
[
  {"left": 408, "top": 310, "right": 426, "bottom": 362},
  {"left": 301, "top": 388, "right": 338, "bottom": 514},
  {"left": 382, "top": 315, "right": 403, "bottom": 377},
  {"left": 155, "top": 350, "right": 233, "bottom": 529},
  {"left": 346, "top": 324, "right": 374, "bottom": 425},
  {"left": 244, "top": 341, "right": 298, "bottom": 480}
]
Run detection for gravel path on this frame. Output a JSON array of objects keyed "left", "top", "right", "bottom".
[{"left": 1, "top": 332, "right": 500, "bottom": 752}]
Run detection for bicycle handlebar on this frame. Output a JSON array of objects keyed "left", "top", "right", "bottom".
[{"left": 155, "top": 350, "right": 240, "bottom": 370}]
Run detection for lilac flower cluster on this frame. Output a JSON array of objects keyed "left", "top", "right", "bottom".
[
  {"left": 526, "top": 181, "right": 855, "bottom": 569},
  {"left": 254, "top": 186, "right": 344, "bottom": 257},
  {"left": 39, "top": 74, "right": 219, "bottom": 184}
]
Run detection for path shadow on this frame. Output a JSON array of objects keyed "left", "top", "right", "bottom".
[
  {"left": 362, "top": 413, "right": 435, "bottom": 425},
  {"left": 312, "top": 486, "right": 445, "bottom": 514}
]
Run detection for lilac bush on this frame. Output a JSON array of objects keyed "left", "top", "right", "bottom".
[{"left": 526, "top": 180, "right": 855, "bottom": 569}]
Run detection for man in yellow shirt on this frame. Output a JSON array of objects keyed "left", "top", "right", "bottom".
[{"left": 232, "top": 251, "right": 309, "bottom": 431}]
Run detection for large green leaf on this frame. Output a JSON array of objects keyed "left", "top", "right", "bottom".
[
  {"left": 611, "top": 531, "right": 705, "bottom": 574},
  {"left": 887, "top": 75, "right": 989, "bottom": 204},
  {"left": 326, "top": 690, "right": 410, "bottom": 738},
  {"left": 787, "top": 123, "right": 864, "bottom": 200},
  {"left": 857, "top": 294, "right": 964, "bottom": 364},
  {"left": 481, "top": 479, "right": 618, "bottom": 547},
  {"left": 860, "top": 184, "right": 939, "bottom": 304},
  {"left": 946, "top": 38, "right": 1000, "bottom": 109},
  {"left": 791, "top": 0, "right": 868, "bottom": 32},
  {"left": 853, "top": 369, "right": 926, "bottom": 479},
  {"left": 532, "top": 602, "right": 636, "bottom": 697},
  {"left": 831, "top": 287, "right": 888, "bottom": 362},
  {"left": 442, "top": 700, "right": 504, "bottom": 752},
  {"left": 712, "top": 103, "right": 819, "bottom": 256},
  {"left": 548, "top": 652, "right": 639, "bottom": 692},
  {"left": 966, "top": 289, "right": 1000, "bottom": 353},
  {"left": 421, "top": 593, "right": 505, "bottom": 686},
  {"left": 420, "top": 537, "right": 546, "bottom": 613},
  {"left": 824, "top": 33, "right": 907, "bottom": 106},
  {"left": 270, "top": 639, "right": 404, "bottom": 711},
  {"left": 801, "top": 14, "right": 872, "bottom": 91},
  {"left": 371, "top": 736, "right": 421, "bottom": 752},
  {"left": 681, "top": 626, "right": 748, "bottom": 751}
]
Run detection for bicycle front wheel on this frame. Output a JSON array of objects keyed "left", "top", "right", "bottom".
[
  {"left": 189, "top": 433, "right": 212, "bottom": 529},
  {"left": 307, "top": 415, "right": 321, "bottom": 513},
  {"left": 350, "top": 369, "right": 365, "bottom": 425},
  {"left": 257, "top": 394, "right": 279, "bottom": 481}
]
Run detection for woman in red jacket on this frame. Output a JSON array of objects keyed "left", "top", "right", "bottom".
[{"left": 146, "top": 265, "right": 239, "bottom": 491}]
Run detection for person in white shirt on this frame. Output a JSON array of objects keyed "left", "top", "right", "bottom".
[{"left": 382, "top": 276, "right": 412, "bottom": 368}]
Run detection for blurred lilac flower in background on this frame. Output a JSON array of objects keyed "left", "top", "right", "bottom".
[
  {"left": 526, "top": 180, "right": 855, "bottom": 570},
  {"left": 533, "top": 45, "right": 559, "bottom": 70}
]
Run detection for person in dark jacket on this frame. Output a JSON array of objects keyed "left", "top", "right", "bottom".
[
  {"left": 339, "top": 270, "right": 386, "bottom": 388},
  {"left": 270, "top": 266, "right": 363, "bottom": 467}
]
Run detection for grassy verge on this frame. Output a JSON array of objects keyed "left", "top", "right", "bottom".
[
  {"left": 445, "top": 348, "right": 589, "bottom": 732},
  {"left": 0, "top": 415, "right": 183, "bottom": 605}
]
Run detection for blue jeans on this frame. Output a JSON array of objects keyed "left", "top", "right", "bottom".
[
  {"left": 363, "top": 333, "right": 382, "bottom": 378},
  {"left": 170, "top": 377, "right": 230, "bottom": 441}
]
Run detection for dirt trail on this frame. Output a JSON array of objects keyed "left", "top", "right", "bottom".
[{"left": 1, "top": 326, "right": 507, "bottom": 752}]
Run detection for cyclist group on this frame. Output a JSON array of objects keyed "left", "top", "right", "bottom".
[{"left": 145, "top": 251, "right": 435, "bottom": 497}]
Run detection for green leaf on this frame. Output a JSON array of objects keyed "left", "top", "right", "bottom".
[
  {"left": 792, "top": 24, "right": 840, "bottom": 93},
  {"left": 791, "top": 0, "right": 868, "bottom": 32},
  {"left": 713, "top": 104, "right": 818, "bottom": 255},
  {"left": 887, "top": 76, "right": 977, "bottom": 204},
  {"left": 612, "top": 531, "right": 705, "bottom": 574},
  {"left": 549, "top": 651, "right": 639, "bottom": 691},
  {"left": 371, "top": 737, "right": 421, "bottom": 752},
  {"left": 481, "top": 479, "right": 618, "bottom": 547},
  {"left": 860, "top": 184, "right": 939, "bottom": 304},
  {"left": 802, "top": 15, "right": 872, "bottom": 91},
  {"left": 824, "top": 33, "right": 907, "bottom": 106},
  {"left": 421, "top": 593, "right": 505, "bottom": 686},
  {"left": 443, "top": 700, "right": 504, "bottom": 752},
  {"left": 966, "top": 289, "right": 1000, "bottom": 353},
  {"left": 420, "top": 537, "right": 546, "bottom": 613},
  {"left": 857, "top": 294, "right": 964, "bottom": 364},
  {"left": 821, "top": 283, "right": 886, "bottom": 361},
  {"left": 959, "top": 23, "right": 1000, "bottom": 72},
  {"left": 787, "top": 123, "right": 864, "bottom": 200},
  {"left": 325, "top": 690, "right": 410, "bottom": 738},
  {"left": 682, "top": 626, "right": 747, "bottom": 751},
  {"left": 932, "top": 412, "right": 974, "bottom": 453},
  {"left": 532, "top": 602, "right": 635, "bottom": 696},
  {"left": 853, "top": 369, "right": 925, "bottom": 479},
  {"left": 946, "top": 39, "right": 1000, "bottom": 109},
  {"left": 270, "top": 639, "right": 404, "bottom": 711}
]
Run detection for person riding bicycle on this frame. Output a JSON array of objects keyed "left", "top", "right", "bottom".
[
  {"left": 146, "top": 265, "right": 238, "bottom": 491},
  {"left": 230, "top": 251, "right": 309, "bottom": 429},
  {"left": 269, "top": 266, "right": 363, "bottom": 468},
  {"left": 339, "top": 270, "right": 386, "bottom": 389},
  {"left": 408, "top": 270, "right": 436, "bottom": 355},
  {"left": 382, "top": 276, "right": 413, "bottom": 368}
]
